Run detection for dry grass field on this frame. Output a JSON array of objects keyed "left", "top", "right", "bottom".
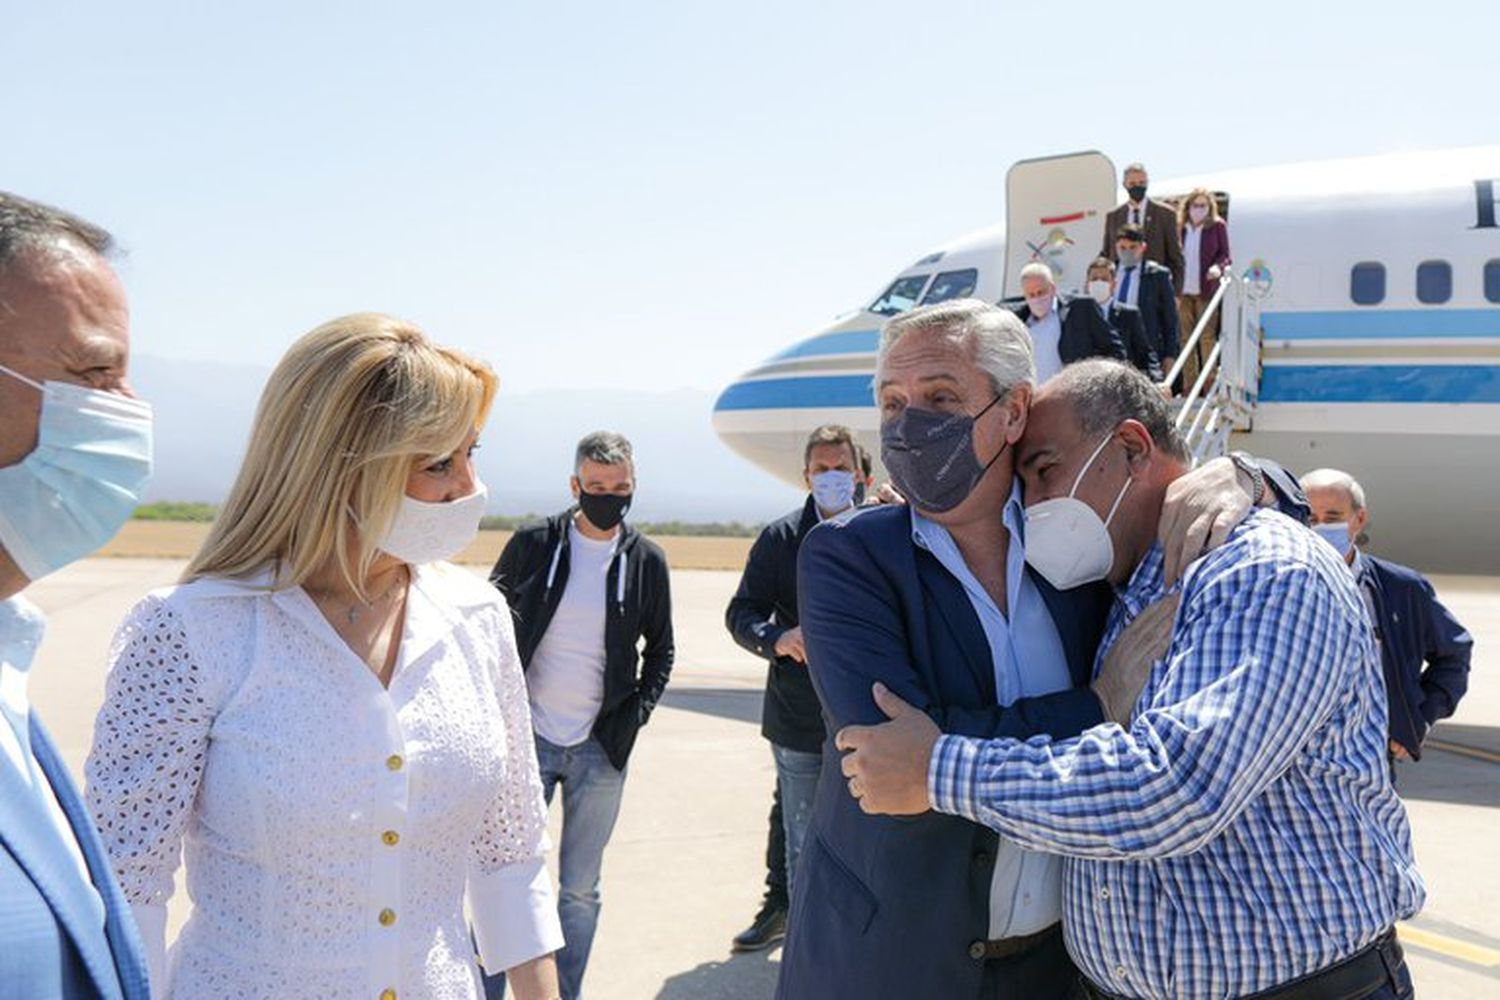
[{"left": 99, "top": 521, "right": 754, "bottom": 571}]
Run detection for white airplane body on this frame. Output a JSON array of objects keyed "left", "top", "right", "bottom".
[{"left": 713, "top": 147, "right": 1500, "bottom": 572}]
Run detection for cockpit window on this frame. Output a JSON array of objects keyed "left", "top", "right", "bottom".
[
  {"left": 868, "top": 274, "right": 930, "bottom": 316},
  {"left": 920, "top": 269, "right": 979, "bottom": 305}
]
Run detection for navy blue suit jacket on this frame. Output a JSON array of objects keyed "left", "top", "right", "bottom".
[
  {"left": 0, "top": 718, "right": 149, "bottom": 1000},
  {"left": 1356, "top": 553, "right": 1473, "bottom": 758},
  {"left": 1008, "top": 295, "right": 1127, "bottom": 366},
  {"left": 1131, "top": 261, "right": 1181, "bottom": 358},
  {"left": 776, "top": 504, "right": 1110, "bottom": 1000}
]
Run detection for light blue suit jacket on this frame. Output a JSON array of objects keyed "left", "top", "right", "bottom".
[{"left": 0, "top": 717, "right": 150, "bottom": 1000}]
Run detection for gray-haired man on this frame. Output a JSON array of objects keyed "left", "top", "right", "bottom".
[{"left": 488, "top": 431, "right": 674, "bottom": 1000}]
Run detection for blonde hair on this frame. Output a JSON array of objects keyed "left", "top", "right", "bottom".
[
  {"left": 1178, "top": 187, "right": 1222, "bottom": 229},
  {"left": 184, "top": 313, "right": 497, "bottom": 598}
]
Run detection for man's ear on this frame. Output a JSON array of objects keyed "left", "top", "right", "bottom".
[
  {"left": 1353, "top": 506, "right": 1370, "bottom": 538},
  {"left": 569, "top": 475, "right": 581, "bottom": 499},
  {"left": 1002, "top": 385, "right": 1031, "bottom": 444},
  {"left": 1117, "top": 419, "right": 1154, "bottom": 472}
]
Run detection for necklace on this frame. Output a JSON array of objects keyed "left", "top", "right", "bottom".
[{"left": 309, "top": 568, "right": 409, "bottom": 626}]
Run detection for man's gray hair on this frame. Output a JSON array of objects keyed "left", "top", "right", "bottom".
[
  {"left": 1047, "top": 359, "right": 1188, "bottom": 462},
  {"left": 1018, "top": 262, "right": 1056, "bottom": 288},
  {"left": 1301, "top": 468, "right": 1366, "bottom": 511},
  {"left": 574, "top": 430, "right": 634, "bottom": 473},
  {"left": 0, "top": 191, "right": 114, "bottom": 277},
  {"left": 875, "top": 298, "right": 1035, "bottom": 399}
]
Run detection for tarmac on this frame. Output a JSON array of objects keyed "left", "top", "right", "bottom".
[{"left": 23, "top": 558, "right": 1500, "bottom": 999}]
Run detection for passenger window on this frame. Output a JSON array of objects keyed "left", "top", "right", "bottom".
[
  {"left": 1416, "top": 260, "right": 1452, "bottom": 304},
  {"left": 1484, "top": 259, "right": 1500, "bottom": 303},
  {"left": 920, "top": 269, "right": 979, "bottom": 305},
  {"left": 868, "top": 274, "right": 930, "bottom": 316},
  {"left": 1349, "top": 262, "right": 1385, "bottom": 306}
]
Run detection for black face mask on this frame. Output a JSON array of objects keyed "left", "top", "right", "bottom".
[
  {"left": 578, "top": 491, "right": 631, "bottom": 532},
  {"left": 1126, "top": 184, "right": 1148, "bottom": 202},
  {"left": 880, "top": 396, "right": 1008, "bottom": 514}
]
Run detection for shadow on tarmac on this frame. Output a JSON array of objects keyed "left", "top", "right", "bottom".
[
  {"left": 1392, "top": 724, "right": 1500, "bottom": 810},
  {"left": 659, "top": 687, "right": 764, "bottom": 726},
  {"left": 655, "top": 946, "right": 781, "bottom": 999}
]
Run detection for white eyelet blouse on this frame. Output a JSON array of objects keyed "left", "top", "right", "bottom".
[{"left": 84, "top": 563, "right": 562, "bottom": 1000}]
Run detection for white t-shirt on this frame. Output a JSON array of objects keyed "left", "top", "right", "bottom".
[
  {"left": 1182, "top": 224, "right": 1203, "bottom": 295},
  {"left": 526, "top": 523, "right": 617, "bottom": 747}
]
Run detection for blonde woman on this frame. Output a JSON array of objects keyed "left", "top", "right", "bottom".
[
  {"left": 84, "top": 315, "right": 563, "bottom": 999},
  {"left": 1176, "top": 187, "right": 1232, "bottom": 388}
]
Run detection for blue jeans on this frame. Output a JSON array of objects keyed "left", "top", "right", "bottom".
[
  {"left": 771, "top": 744, "right": 821, "bottom": 903},
  {"left": 482, "top": 735, "right": 626, "bottom": 1000}
]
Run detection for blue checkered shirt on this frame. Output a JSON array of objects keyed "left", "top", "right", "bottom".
[{"left": 928, "top": 510, "right": 1424, "bottom": 999}]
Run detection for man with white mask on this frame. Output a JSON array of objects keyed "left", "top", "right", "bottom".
[
  {"left": 1006, "top": 262, "right": 1126, "bottom": 382},
  {"left": 0, "top": 192, "right": 152, "bottom": 999},
  {"left": 839, "top": 360, "right": 1424, "bottom": 1000},
  {"left": 725, "top": 423, "right": 872, "bottom": 953}
]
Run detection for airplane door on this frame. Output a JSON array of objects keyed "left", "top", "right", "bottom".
[{"left": 1004, "top": 151, "right": 1118, "bottom": 299}]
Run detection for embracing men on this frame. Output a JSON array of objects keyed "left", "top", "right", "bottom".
[{"left": 776, "top": 299, "right": 1421, "bottom": 1000}]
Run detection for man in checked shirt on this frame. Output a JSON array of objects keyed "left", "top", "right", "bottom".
[{"left": 839, "top": 359, "right": 1425, "bottom": 1000}]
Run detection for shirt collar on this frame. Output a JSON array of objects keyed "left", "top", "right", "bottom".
[
  {"left": 1115, "top": 541, "right": 1168, "bottom": 620},
  {"left": 910, "top": 477, "right": 1027, "bottom": 552}
]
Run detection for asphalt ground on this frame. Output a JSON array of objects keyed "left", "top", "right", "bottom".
[{"left": 23, "top": 560, "right": 1500, "bottom": 999}]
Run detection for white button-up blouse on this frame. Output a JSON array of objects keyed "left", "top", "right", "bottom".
[{"left": 84, "top": 563, "right": 563, "bottom": 999}]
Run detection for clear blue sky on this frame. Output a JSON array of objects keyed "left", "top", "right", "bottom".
[{"left": 4, "top": 1, "right": 1493, "bottom": 397}]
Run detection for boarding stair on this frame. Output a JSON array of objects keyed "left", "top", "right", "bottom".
[{"left": 1161, "top": 274, "right": 1262, "bottom": 465}]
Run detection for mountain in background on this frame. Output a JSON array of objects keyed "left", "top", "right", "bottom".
[{"left": 132, "top": 354, "right": 805, "bottom": 523}]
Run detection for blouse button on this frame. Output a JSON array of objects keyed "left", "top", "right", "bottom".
[
  {"left": 379, "top": 908, "right": 397, "bottom": 927},
  {"left": 380, "top": 991, "right": 397, "bottom": 1000},
  {"left": 382, "top": 830, "right": 401, "bottom": 847},
  {"left": 386, "top": 754, "right": 404, "bottom": 772}
]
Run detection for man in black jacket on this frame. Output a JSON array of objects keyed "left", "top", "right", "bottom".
[
  {"left": 1113, "top": 223, "right": 1181, "bottom": 378},
  {"left": 1086, "top": 255, "right": 1163, "bottom": 382},
  {"left": 1007, "top": 263, "right": 1126, "bottom": 382},
  {"left": 487, "top": 430, "right": 674, "bottom": 1000},
  {"left": 1303, "top": 467, "right": 1472, "bottom": 781},
  {"left": 725, "top": 424, "right": 869, "bottom": 952}
]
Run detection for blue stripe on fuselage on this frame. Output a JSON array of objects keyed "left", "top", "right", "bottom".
[
  {"left": 768, "top": 329, "right": 880, "bottom": 360},
  {"left": 714, "top": 375, "right": 875, "bottom": 411},
  {"left": 1261, "top": 308, "right": 1500, "bottom": 340},
  {"left": 1260, "top": 364, "right": 1500, "bottom": 403}
]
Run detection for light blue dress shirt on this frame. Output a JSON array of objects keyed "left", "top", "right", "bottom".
[{"left": 909, "top": 481, "right": 1072, "bottom": 939}]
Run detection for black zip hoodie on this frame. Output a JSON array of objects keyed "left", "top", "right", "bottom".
[{"left": 490, "top": 509, "right": 674, "bottom": 770}]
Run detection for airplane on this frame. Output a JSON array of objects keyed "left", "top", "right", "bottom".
[{"left": 712, "top": 147, "right": 1500, "bottom": 573}]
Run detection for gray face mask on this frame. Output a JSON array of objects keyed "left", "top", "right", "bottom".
[
  {"left": 1118, "top": 248, "right": 1142, "bottom": 267},
  {"left": 880, "top": 396, "right": 1006, "bottom": 514}
]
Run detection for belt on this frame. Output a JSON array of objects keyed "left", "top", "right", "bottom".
[
  {"left": 968, "top": 922, "right": 1062, "bottom": 962},
  {"left": 1079, "top": 928, "right": 1404, "bottom": 1000}
]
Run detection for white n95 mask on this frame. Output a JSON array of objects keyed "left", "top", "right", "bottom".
[
  {"left": 378, "top": 482, "right": 488, "bottom": 564},
  {"left": 0, "top": 364, "right": 153, "bottom": 581},
  {"left": 1024, "top": 432, "right": 1131, "bottom": 590}
]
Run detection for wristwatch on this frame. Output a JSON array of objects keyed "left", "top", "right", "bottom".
[{"left": 1228, "top": 451, "right": 1265, "bottom": 506}]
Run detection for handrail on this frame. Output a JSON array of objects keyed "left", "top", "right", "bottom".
[{"left": 1161, "top": 273, "right": 1230, "bottom": 390}]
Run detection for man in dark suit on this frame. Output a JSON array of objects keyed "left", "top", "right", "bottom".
[
  {"left": 1303, "top": 468, "right": 1472, "bottom": 778},
  {"left": 1113, "top": 223, "right": 1181, "bottom": 377},
  {"left": 776, "top": 300, "right": 1298, "bottom": 1000},
  {"left": 1085, "top": 256, "right": 1161, "bottom": 381},
  {"left": 0, "top": 192, "right": 151, "bottom": 999},
  {"left": 1100, "top": 161, "right": 1184, "bottom": 290},
  {"left": 1006, "top": 262, "right": 1125, "bottom": 382}
]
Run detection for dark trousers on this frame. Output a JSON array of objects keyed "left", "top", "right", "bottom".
[
  {"left": 983, "top": 924, "right": 1079, "bottom": 1000},
  {"left": 762, "top": 783, "right": 788, "bottom": 908}
]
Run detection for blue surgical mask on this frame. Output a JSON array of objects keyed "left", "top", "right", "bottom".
[
  {"left": 0, "top": 364, "right": 153, "bottom": 581},
  {"left": 1313, "top": 521, "right": 1354, "bottom": 559},
  {"left": 809, "top": 469, "right": 856, "bottom": 514}
]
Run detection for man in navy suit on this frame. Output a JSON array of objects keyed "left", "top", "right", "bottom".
[
  {"left": 1113, "top": 223, "right": 1180, "bottom": 378},
  {"left": 0, "top": 193, "right": 151, "bottom": 1000},
  {"left": 776, "top": 300, "right": 1291, "bottom": 1000},
  {"left": 1085, "top": 256, "right": 1162, "bottom": 382}
]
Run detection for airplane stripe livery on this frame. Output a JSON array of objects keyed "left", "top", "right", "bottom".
[{"left": 713, "top": 146, "right": 1500, "bottom": 572}]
